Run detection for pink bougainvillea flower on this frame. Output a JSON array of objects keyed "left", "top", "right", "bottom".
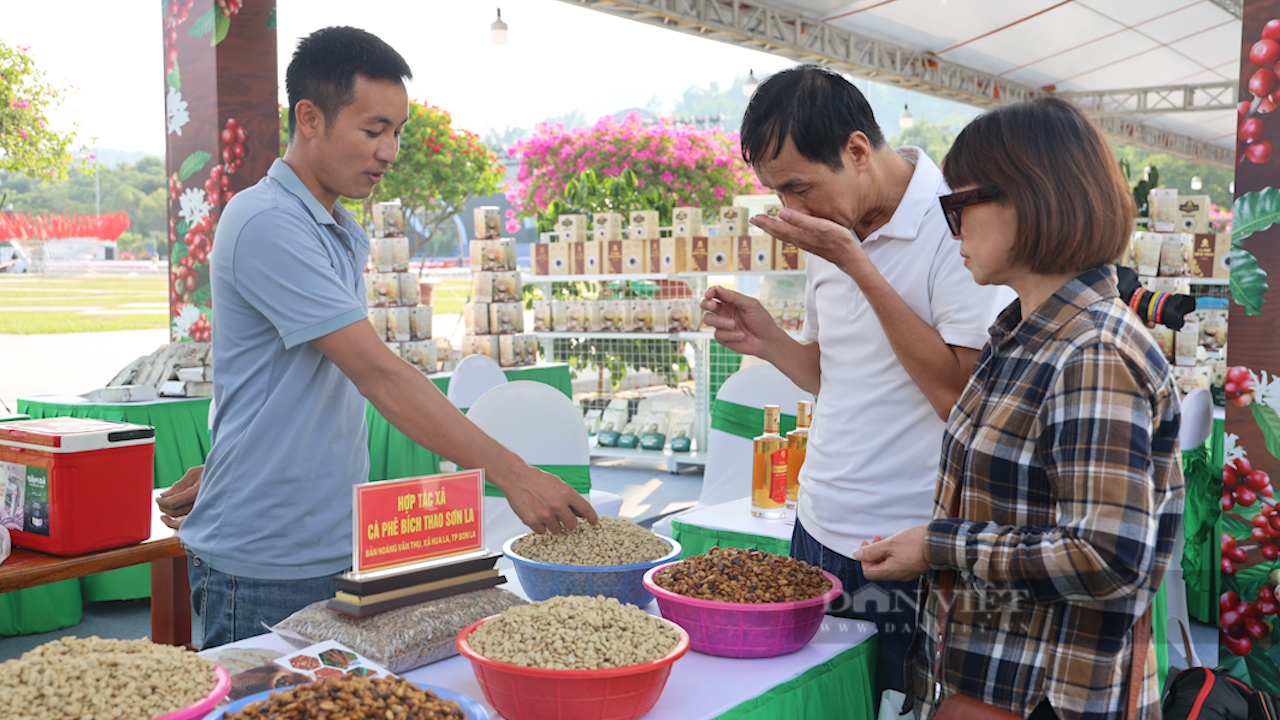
[{"left": 505, "top": 219, "right": 521, "bottom": 234}]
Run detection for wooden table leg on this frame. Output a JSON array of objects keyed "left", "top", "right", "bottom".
[{"left": 150, "top": 554, "right": 191, "bottom": 647}]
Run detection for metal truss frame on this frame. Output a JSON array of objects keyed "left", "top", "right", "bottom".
[{"left": 554, "top": 0, "right": 1237, "bottom": 167}]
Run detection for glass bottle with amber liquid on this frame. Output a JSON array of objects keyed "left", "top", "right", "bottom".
[
  {"left": 751, "top": 405, "right": 788, "bottom": 519},
  {"left": 786, "top": 400, "right": 812, "bottom": 512}
]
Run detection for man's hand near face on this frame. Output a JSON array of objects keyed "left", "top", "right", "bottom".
[{"left": 750, "top": 207, "right": 870, "bottom": 273}]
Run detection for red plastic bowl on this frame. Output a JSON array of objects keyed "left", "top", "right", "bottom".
[
  {"left": 456, "top": 615, "right": 689, "bottom": 720},
  {"left": 641, "top": 562, "right": 843, "bottom": 658},
  {"left": 154, "top": 663, "right": 231, "bottom": 720}
]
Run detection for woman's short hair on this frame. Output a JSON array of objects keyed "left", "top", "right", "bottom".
[{"left": 942, "top": 97, "right": 1134, "bottom": 274}]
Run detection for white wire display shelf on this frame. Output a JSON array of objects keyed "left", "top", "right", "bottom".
[
  {"left": 589, "top": 439, "right": 707, "bottom": 473},
  {"left": 524, "top": 270, "right": 805, "bottom": 284}
]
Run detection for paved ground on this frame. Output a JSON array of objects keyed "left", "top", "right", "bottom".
[{"left": 0, "top": 329, "right": 171, "bottom": 413}]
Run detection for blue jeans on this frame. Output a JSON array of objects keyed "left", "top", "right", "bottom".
[
  {"left": 791, "top": 519, "right": 919, "bottom": 700},
  {"left": 187, "top": 552, "right": 339, "bottom": 649}
]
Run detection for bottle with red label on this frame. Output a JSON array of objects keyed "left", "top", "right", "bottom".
[
  {"left": 786, "top": 400, "right": 812, "bottom": 513},
  {"left": 751, "top": 404, "right": 788, "bottom": 519}
]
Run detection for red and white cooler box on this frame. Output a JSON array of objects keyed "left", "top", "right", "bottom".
[{"left": 0, "top": 417, "right": 156, "bottom": 556}]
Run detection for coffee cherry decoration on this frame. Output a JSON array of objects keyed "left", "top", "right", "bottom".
[
  {"left": 1225, "top": 455, "right": 1273, "bottom": 512},
  {"left": 162, "top": 0, "right": 195, "bottom": 74},
  {"left": 1225, "top": 366, "right": 1258, "bottom": 407},
  {"left": 1240, "top": 19, "right": 1280, "bottom": 165},
  {"left": 1221, "top": 589, "right": 1277, "bottom": 656},
  {"left": 215, "top": 0, "right": 243, "bottom": 17}
]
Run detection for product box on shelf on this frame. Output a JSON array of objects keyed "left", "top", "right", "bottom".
[
  {"left": 372, "top": 202, "right": 406, "bottom": 239},
  {"left": 464, "top": 302, "right": 491, "bottom": 335},
  {"left": 490, "top": 303, "right": 525, "bottom": 335},
  {"left": 558, "top": 214, "right": 588, "bottom": 242},
  {"left": 493, "top": 271, "right": 522, "bottom": 303},
  {"left": 387, "top": 307, "right": 410, "bottom": 342},
  {"left": 632, "top": 300, "right": 657, "bottom": 333},
  {"left": 639, "top": 412, "right": 669, "bottom": 450},
  {"left": 1176, "top": 195, "right": 1210, "bottom": 234},
  {"left": 565, "top": 300, "right": 588, "bottom": 333},
  {"left": 368, "top": 273, "right": 399, "bottom": 307},
  {"left": 582, "top": 240, "right": 603, "bottom": 274},
  {"left": 499, "top": 334, "right": 519, "bottom": 368},
  {"left": 1192, "top": 233, "right": 1231, "bottom": 279},
  {"left": 593, "top": 212, "right": 624, "bottom": 241},
  {"left": 708, "top": 237, "right": 735, "bottom": 272},
  {"left": 1148, "top": 188, "right": 1178, "bottom": 232},
  {"left": 586, "top": 300, "right": 605, "bottom": 332},
  {"left": 397, "top": 272, "right": 421, "bottom": 306},
  {"left": 372, "top": 236, "right": 409, "bottom": 273},
  {"left": 0, "top": 417, "right": 156, "bottom": 556},
  {"left": 738, "top": 236, "right": 775, "bottom": 271},
  {"left": 629, "top": 210, "right": 660, "bottom": 240},
  {"left": 570, "top": 240, "right": 587, "bottom": 274},
  {"left": 1158, "top": 234, "right": 1192, "bottom": 277},
  {"left": 436, "top": 338, "right": 458, "bottom": 369},
  {"left": 473, "top": 206, "right": 502, "bottom": 240},
  {"left": 657, "top": 237, "right": 687, "bottom": 273},
  {"left": 689, "top": 237, "right": 709, "bottom": 272},
  {"left": 621, "top": 239, "right": 647, "bottom": 273},
  {"left": 409, "top": 306, "right": 432, "bottom": 341},
  {"left": 533, "top": 301, "right": 552, "bottom": 332},
  {"left": 602, "top": 299, "right": 631, "bottom": 332},
  {"left": 1146, "top": 324, "right": 1174, "bottom": 361},
  {"left": 463, "top": 335, "right": 499, "bottom": 360},
  {"left": 532, "top": 243, "right": 548, "bottom": 276},
  {"left": 368, "top": 308, "right": 388, "bottom": 340},
  {"left": 400, "top": 341, "right": 438, "bottom": 374},
  {"left": 548, "top": 242, "right": 572, "bottom": 276},
  {"left": 666, "top": 299, "right": 693, "bottom": 332},
  {"left": 1196, "top": 308, "right": 1228, "bottom": 352},
  {"left": 551, "top": 300, "right": 570, "bottom": 332},
  {"left": 523, "top": 335, "right": 540, "bottom": 365},
  {"left": 720, "top": 206, "right": 750, "bottom": 236},
  {"left": 1175, "top": 319, "right": 1199, "bottom": 367},
  {"left": 672, "top": 207, "right": 703, "bottom": 238},
  {"left": 384, "top": 341, "right": 402, "bottom": 358},
  {"left": 470, "top": 239, "right": 516, "bottom": 272},
  {"left": 1132, "top": 232, "right": 1161, "bottom": 277},
  {"left": 605, "top": 240, "right": 625, "bottom": 274},
  {"left": 776, "top": 239, "right": 806, "bottom": 270},
  {"left": 473, "top": 272, "right": 495, "bottom": 304}
]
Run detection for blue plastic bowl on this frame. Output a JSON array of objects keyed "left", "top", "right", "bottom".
[{"left": 503, "top": 534, "right": 682, "bottom": 608}]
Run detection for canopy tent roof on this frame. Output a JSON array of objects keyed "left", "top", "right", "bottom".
[{"left": 558, "top": 0, "right": 1243, "bottom": 168}]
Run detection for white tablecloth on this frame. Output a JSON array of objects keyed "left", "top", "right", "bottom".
[
  {"left": 674, "top": 497, "right": 795, "bottom": 540},
  {"left": 204, "top": 568, "right": 876, "bottom": 720}
]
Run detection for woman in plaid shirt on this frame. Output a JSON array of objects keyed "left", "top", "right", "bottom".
[{"left": 853, "top": 97, "right": 1183, "bottom": 720}]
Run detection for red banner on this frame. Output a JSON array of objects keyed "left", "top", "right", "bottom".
[{"left": 353, "top": 470, "right": 483, "bottom": 573}]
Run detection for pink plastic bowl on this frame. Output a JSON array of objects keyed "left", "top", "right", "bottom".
[
  {"left": 154, "top": 663, "right": 231, "bottom": 720},
  {"left": 641, "top": 562, "right": 843, "bottom": 658},
  {"left": 456, "top": 615, "right": 689, "bottom": 720}
]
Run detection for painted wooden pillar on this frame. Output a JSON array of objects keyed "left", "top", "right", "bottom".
[
  {"left": 1221, "top": 0, "right": 1280, "bottom": 688},
  {"left": 162, "top": 0, "right": 277, "bottom": 341}
]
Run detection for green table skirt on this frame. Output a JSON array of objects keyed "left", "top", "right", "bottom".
[
  {"left": 672, "top": 516, "right": 1173, "bottom": 692},
  {"left": 716, "top": 635, "right": 877, "bottom": 720},
  {"left": 1, "top": 364, "right": 573, "bottom": 637}
]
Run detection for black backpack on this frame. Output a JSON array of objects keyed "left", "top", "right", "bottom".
[{"left": 1163, "top": 666, "right": 1278, "bottom": 720}]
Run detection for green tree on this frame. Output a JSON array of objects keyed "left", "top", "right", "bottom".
[
  {"left": 1111, "top": 145, "right": 1234, "bottom": 212},
  {"left": 672, "top": 77, "right": 753, "bottom": 132},
  {"left": 374, "top": 101, "right": 504, "bottom": 273},
  {"left": 887, "top": 118, "right": 956, "bottom": 165},
  {"left": 0, "top": 42, "right": 80, "bottom": 183}
]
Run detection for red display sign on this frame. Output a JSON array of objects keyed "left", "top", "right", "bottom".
[{"left": 352, "top": 470, "right": 484, "bottom": 573}]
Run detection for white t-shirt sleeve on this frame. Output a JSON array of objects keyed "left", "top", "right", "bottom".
[
  {"left": 927, "top": 234, "right": 1011, "bottom": 351},
  {"left": 803, "top": 260, "right": 820, "bottom": 343}
]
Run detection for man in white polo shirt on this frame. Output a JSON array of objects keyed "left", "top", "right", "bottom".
[{"left": 701, "top": 65, "right": 1009, "bottom": 710}]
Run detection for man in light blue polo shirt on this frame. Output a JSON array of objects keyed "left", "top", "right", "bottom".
[{"left": 164, "top": 27, "right": 597, "bottom": 648}]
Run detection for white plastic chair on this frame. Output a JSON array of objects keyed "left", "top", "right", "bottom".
[
  {"left": 466, "top": 381, "right": 624, "bottom": 565},
  {"left": 652, "top": 364, "right": 813, "bottom": 537},
  {"left": 1165, "top": 386, "right": 1215, "bottom": 668},
  {"left": 446, "top": 354, "right": 509, "bottom": 410}
]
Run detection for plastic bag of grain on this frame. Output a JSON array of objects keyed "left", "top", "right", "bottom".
[{"left": 270, "top": 587, "right": 527, "bottom": 673}]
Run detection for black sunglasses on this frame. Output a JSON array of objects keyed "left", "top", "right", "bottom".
[{"left": 938, "top": 186, "right": 1005, "bottom": 237}]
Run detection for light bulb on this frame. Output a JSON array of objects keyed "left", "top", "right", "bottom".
[
  {"left": 1190, "top": 174, "right": 1202, "bottom": 191},
  {"left": 899, "top": 106, "right": 914, "bottom": 130},
  {"left": 743, "top": 70, "right": 759, "bottom": 97},
  {"left": 491, "top": 8, "right": 508, "bottom": 45}
]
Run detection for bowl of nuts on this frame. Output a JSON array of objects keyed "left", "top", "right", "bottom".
[
  {"left": 503, "top": 516, "right": 681, "bottom": 607},
  {"left": 456, "top": 595, "right": 690, "bottom": 720},
  {"left": 642, "top": 546, "right": 843, "bottom": 658}
]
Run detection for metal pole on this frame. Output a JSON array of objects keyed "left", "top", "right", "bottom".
[{"left": 94, "top": 160, "right": 100, "bottom": 216}]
